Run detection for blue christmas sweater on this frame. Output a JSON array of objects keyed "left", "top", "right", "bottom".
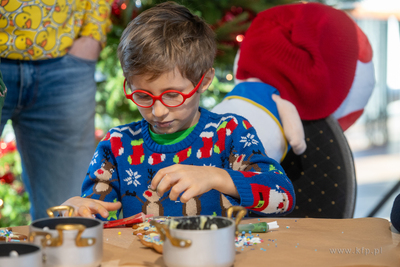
[{"left": 81, "top": 108, "right": 295, "bottom": 220}]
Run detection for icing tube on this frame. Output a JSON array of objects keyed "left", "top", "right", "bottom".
[{"left": 237, "top": 221, "right": 279, "bottom": 233}]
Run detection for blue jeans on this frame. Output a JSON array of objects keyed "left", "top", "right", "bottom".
[{"left": 0, "top": 54, "right": 96, "bottom": 220}]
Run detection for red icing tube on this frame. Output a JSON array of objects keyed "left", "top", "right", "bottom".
[{"left": 103, "top": 212, "right": 153, "bottom": 228}]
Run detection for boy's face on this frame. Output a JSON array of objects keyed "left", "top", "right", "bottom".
[{"left": 127, "top": 68, "right": 214, "bottom": 135}]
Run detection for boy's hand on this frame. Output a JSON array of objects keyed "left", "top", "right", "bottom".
[
  {"left": 61, "top": 196, "right": 121, "bottom": 218},
  {"left": 150, "top": 164, "right": 239, "bottom": 203}
]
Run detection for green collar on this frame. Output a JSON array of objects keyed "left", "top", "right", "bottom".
[{"left": 149, "top": 123, "right": 197, "bottom": 145}]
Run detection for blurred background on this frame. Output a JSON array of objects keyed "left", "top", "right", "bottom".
[{"left": 1, "top": 0, "right": 399, "bottom": 226}]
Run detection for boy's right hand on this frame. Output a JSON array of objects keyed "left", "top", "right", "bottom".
[{"left": 61, "top": 196, "right": 122, "bottom": 218}]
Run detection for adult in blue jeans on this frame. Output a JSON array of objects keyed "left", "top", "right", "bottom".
[{"left": 0, "top": 0, "right": 112, "bottom": 220}]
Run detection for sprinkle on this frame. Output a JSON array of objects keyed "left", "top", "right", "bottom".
[
  {"left": 258, "top": 219, "right": 260, "bottom": 221},
  {"left": 249, "top": 231, "right": 252, "bottom": 234},
  {"left": 295, "top": 246, "right": 297, "bottom": 248},
  {"left": 118, "top": 232, "right": 121, "bottom": 235},
  {"left": 315, "top": 249, "right": 317, "bottom": 251},
  {"left": 286, "top": 226, "right": 290, "bottom": 229},
  {"left": 235, "top": 232, "right": 263, "bottom": 247},
  {"left": 295, "top": 220, "right": 297, "bottom": 222}
]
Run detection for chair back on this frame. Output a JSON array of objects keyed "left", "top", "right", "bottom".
[{"left": 280, "top": 116, "right": 356, "bottom": 218}]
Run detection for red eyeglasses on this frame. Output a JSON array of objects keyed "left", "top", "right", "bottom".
[{"left": 123, "top": 74, "right": 205, "bottom": 108}]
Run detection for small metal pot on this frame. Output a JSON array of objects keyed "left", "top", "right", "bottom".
[
  {"left": 151, "top": 206, "right": 247, "bottom": 267},
  {"left": 0, "top": 242, "right": 43, "bottom": 267},
  {"left": 29, "top": 206, "right": 103, "bottom": 267}
]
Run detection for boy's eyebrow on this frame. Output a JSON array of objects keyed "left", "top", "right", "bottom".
[{"left": 133, "top": 86, "right": 188, "bottom": 93}]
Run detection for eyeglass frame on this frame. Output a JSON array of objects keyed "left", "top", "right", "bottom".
[{"left": 123, "top": 73, "right": 206, "bottom": 108}]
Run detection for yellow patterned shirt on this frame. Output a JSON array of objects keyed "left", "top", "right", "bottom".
[{"left": 0, "top": 0, "right": 112, "bottom": 60}]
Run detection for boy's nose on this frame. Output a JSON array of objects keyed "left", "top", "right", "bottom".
[{"left": 152, "top": 100, "right": 169, "bottom": 118}]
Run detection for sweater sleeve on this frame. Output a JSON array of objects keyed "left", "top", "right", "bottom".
[
  {"left": 81, "top": 135, "right": 121, "bottom": 221},
  {"left": 79, "top": 0, "right": 112, "bottom": 47},
  {"left": 223, "top": 116, "right": 295, "bottom": 216}
]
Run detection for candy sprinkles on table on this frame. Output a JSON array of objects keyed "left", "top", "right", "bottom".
[{"left": 235, "top": 230, "right": 264, "bottom": 248}]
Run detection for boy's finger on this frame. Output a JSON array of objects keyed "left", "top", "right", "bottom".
[
  {"left": 169, "top": 180, "right": 189, "bottom": 201},
  {"left": 156, "top": 173, "right": 176, "bottom": 196},
  {"left": 102, "top": 201, "right": 122, "bottom": 211},
  {"left": 180, "top": 187, "right": 199, "bottom": 203},
  {"left": 150, "top": 169, "right": 166, "bottom": 190},
  {"left": 88, "top": 202, "right": 109, "bottom": 218},
  {"left": 78, "top": 206, "right": 93, "bottom": 218}
]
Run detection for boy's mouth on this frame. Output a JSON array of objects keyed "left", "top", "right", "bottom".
[{"left": 154, "top": 120, "right": 173, "bottom": 128}]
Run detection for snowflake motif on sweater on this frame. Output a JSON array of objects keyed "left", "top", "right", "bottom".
[{"left": 81, "top": 108, "right": 295, "bottom": 220}]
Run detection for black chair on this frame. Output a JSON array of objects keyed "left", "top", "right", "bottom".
[{"left": 279, "top": 115, "right": 357, "bottom": 218}]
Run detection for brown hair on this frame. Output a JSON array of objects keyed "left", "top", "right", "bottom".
[{"left": 117, "top": 1, "right": 216, "bottom": 85}]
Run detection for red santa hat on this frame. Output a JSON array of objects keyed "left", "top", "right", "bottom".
[{"left": 235, "top": 2, "right": 374, "bottom": 128}]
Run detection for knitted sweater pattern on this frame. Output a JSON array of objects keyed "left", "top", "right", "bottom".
[{"left": 81, "top": 108, "right": 295, "bottom": 219}]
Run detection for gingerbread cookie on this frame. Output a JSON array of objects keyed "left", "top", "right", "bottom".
[
  {"left": 138, "top": 232, "right": 163, "bottom": 254},
  {"left": 0, "top": 228, "right": 28, "bottom": 241},
  {"left": 132, "top": 221, "right": 157, "bottom": 235},
  {"left": 133, "top": 218, "right": 170, "bottom": 254},
  {"left": 132, "top": 217, "right": 169, "bottom": 235}
]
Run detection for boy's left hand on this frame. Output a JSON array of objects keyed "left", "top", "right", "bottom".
[{"left": 150, "top": 164, "right": 239, "bottom": 203}]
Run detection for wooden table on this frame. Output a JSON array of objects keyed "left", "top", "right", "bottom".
[{"left": 11, "top": 217, "right": 400, "bottom": 267}]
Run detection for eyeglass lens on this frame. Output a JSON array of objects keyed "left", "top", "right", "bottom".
[{"left": 132, "top": 91, "right": 185, "bottom": 107}]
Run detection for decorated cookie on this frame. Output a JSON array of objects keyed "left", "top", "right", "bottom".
[
  {"left": 0, "top": 228, "right": 28, "bottom": 241},
  {"left": 138, "top": 232, "right": 164, "bottom": 254},
  {"left": 132, "top": 217, "right": 169, "bottom": 235}
]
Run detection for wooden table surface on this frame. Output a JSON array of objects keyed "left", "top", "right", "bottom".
[{"left": 9, "top": 217, "right": 400, "bottom": 267}]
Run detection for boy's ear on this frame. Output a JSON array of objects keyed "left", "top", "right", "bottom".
[{"left": 199, "top": 68, "right": 215, "bottom": 93}]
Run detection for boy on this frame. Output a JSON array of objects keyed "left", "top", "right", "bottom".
[{"left": 62, "top": 1, "right": 295, "bottom": 219}]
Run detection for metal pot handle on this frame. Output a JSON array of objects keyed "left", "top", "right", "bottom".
[
  {"left": 54, "top": 224, "right": 96, "bottom": 247},
  {"left": 150, "top": 220, "right": 192, "bottom": 248},
  {"left": 29, "top": 231, "right": 54, "bottom": 247},
  {"left": 29, "top": 224, "right": 95, "bottom": 247},
  {"left": 226, "top": 206, "right": 248, "bottom": 236},
  {"left": 46, "top": 205, "right": 75, "bottom": 218}
]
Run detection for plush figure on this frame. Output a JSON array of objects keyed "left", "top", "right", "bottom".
[{"left": 212, "top": 2, "right": 375, "bottom": 162}]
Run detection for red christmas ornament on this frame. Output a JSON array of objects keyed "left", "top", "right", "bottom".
[
  {"left": 0, "top": 140, "right": 17, "bottom": 158},
  {"left": 0, "top": 172, "right": 15, "bottom": 184},
  {"left": 111, "top": 0, "right": 122, "bottom": 17},
  {"left": 214, "top": 6, "right": 257, "bottom": 47}
]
